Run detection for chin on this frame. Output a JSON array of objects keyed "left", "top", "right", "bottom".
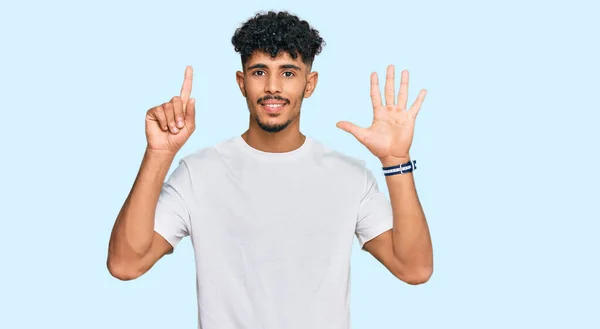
[
  {"left": 249, "top": 102, "right": 299, "bottom": 132},
  {"left": 256, "top": 117, "right": 292, "bottom": 133},
  {"left": 253, "top": 114, "right": 293, "bottom": 133}
]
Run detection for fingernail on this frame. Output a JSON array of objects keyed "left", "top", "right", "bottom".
[
  {"left": 177, "top": 119, "right": 184, "bottom": 128},
  {"left": 172, "top": 126, "right": 179, "bottom": 133}
]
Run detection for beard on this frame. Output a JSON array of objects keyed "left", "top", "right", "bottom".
[
  {"left": 254, "top": 111, "right": 297, "bottom": 133},
  {"left": 251, "top": 90, "right": 305, "bottom": 133}
]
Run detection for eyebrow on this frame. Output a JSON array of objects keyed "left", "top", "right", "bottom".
[{"left": 247, "top": 63, "right": 302, "bottom": 71}]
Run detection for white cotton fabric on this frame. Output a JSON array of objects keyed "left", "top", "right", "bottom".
[{"left": 154, "top": 135, "right": 393, "bottom": 329}]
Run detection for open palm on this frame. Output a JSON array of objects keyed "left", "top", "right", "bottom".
[{"left": 337, "top": 65, "right": 427, "bottom": 162}]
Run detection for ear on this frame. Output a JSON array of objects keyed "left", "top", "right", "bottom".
[
  {"left": 304, "top": 71, "right": 319, "bottom": 98},
  {"left": 236, "top": 70, "right": 246, "bottom": 97}
]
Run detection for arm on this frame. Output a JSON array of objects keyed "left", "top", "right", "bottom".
[
  {"left": 337, "top": 65, "right": 432, "bottom": 284},
  {"left": 363, "top": 158, "right": 433, "bottom": 285},
  {"left": 106, "top": 149, "right": 176, "bottom": 281},
  {"left": 107, "top": 66, "right": 196, "bottom": 281}
]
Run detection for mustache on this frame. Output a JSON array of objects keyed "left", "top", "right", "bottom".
[{"left": 257, "top": 95, "right": 290, "bottom": 104}]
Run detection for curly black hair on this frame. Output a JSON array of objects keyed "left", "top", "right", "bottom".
[{"left": 231, "top": 11, "right": 325, "bottom": 68}]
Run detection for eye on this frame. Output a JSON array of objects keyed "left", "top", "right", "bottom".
[
  {"left": 283, "top": 71, "right": 295, "bottom": 78},
  {"left": 253, "top": 70, "right": 265, "bottom": 76}
]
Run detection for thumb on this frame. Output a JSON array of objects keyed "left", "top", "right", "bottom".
[{"left": 336, "top": 121, "right": 368, "bottom": 143}]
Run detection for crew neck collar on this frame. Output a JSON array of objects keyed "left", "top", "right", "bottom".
[{"left": 234, "top": 135, "right": 314, "bottom": 160}]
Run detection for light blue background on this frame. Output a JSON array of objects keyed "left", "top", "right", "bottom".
[{"left": 1, "top": 0, "right": 598, "bottom": 328}]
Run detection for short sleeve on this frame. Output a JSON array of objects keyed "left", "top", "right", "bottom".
[
  {"left": 154, "top": 159, "right": 192, "bottom": 253},
  {"left": 355, "top": 166, "right": 393, "bottom": 249}
]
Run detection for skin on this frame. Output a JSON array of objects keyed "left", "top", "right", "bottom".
[
  {"left": 235, "top": 50, "right": 318, "bottom": 153},
  {"left": 106, "top": 67, "right": 195, "bottom": 280},
  {"left": 107, "top": 52, "right": 433, "bottom": 285},
  {"left": 337, "top": 66, "right": 433, "bottom": 284}
]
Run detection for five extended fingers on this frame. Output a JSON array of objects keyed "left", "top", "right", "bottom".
[{"left": 371, "top": 65, "right": 426, "bottom": 114}]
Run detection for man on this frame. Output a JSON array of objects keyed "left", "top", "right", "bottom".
[{"left": 107, "top": 10, "right": 433, "bottom": 329}]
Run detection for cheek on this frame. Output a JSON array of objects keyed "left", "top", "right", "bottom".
[{"left": 243, "top": 80, "right": 260, "bottom": 97}]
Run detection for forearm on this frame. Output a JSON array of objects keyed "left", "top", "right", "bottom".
[
  {"left": 109, "top": 149, "right": 175, "bottom": 260},
  {"left": 381, "top": 157, "right": 433, "bottom": 276}
]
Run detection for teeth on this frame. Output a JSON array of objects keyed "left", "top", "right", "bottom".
[{"left": 265, "top": 104, "right": 283, "bottom": 107}]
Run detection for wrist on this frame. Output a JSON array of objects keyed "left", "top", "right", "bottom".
[
  {"left": 379, "top": 155, "right": 411, "bottom": 167},
  {"left": 144, "top": 147, "right": 177, "bottom": 162},
  {"left": 138, "top": 148, "right": 176, "bottom": 180}
]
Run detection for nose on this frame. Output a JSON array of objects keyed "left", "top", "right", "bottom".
[{"left": 264, "top": 74, "right": 282, "bottom": 94}]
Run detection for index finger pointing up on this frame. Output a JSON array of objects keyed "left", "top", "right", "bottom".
[{"left": 180, "top": 65, "right": 193, "bottom": 105}]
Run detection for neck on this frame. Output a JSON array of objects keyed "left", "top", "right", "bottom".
[{"left": 241, "top": 125, "right": 306, "bottom": 153}]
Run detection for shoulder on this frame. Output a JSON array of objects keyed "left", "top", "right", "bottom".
[
  {"left": 309, "top": 137, "right": 368, "bottom": 177},
  {"left": 178, "top": 136, "right": 238, "bottom": 166}
]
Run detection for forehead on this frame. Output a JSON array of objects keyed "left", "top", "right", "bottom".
[{"left": 245, "top": 50, "right": 306, "bottom": 69}]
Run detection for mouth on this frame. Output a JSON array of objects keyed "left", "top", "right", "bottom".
[{"left": 260, "top": 102, "right": 287, "bottom": 114}]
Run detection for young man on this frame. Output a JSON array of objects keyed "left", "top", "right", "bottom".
[{"left": 107, "top": 10, "right": 433, "bottom": 329}]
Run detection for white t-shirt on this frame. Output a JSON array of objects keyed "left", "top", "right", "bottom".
[{"left": 154, "top": 135, "right": 393, "bottom": 329}]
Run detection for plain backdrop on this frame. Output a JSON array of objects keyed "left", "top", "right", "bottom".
[{"left": 1, "top": 0, "right": 599, "bottom": 328}]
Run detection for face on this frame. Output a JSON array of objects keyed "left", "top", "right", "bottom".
[{"left": 236, "top": 51, "right": 318, "bottom": 133}]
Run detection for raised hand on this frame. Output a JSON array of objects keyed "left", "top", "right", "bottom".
[
  {"left": 336, "top": 65, "right": 427, "bottom": 165},
  {"left": 145, "top": 66, "right": 196, "bottom": 155}
]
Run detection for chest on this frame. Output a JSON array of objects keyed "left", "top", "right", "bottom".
[{"left": 188, "top": 161, "right": 361, "bottom": 251}]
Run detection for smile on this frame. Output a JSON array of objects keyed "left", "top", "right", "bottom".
[{"left": 261, "top": 103, "right": 286, "bottom": 113}]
